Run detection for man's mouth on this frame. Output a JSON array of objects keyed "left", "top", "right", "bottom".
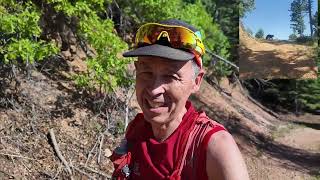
[{"left": 146, "top": 100, "right": 166, "bottom": 109}]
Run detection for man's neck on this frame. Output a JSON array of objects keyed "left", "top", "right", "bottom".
[{"left": 150, "top": 107, "right": 187, "bottom": 142}]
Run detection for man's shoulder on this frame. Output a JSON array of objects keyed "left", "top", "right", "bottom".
[
  {"left": 196, "top": 111, "right": 225, "bottom": 128},
  {"left": 205, "top": 128, "right": 250, "bottom": 180}
]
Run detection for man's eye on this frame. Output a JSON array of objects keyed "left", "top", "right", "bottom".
[
  {"left": 138, "top": 71, "right": 151, "bottom": 74},
  {"left": 166, "top": 75, "right": 179, "bottom": 80},
  {"left": 138, "top": 72, "right": 152, "bottom": 77}
]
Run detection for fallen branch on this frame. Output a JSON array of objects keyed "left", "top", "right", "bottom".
[
  {"left": 49, "top": 129, "right": 73, "bottom": 178},
  {"left": 246, "top": 95, "right": 279, "bottom": 118},
  {"left": 79, "top": 165, "right": 111, "bottom": 179},
  {"left": 85, "top": 138, "right": 99, "bottom": 166},
  {"left": 97, "top": 134, "right": 104, "bottom": 164},
  {"left": 0, "top": 152, "right": 37, "bottom": 161},
  {"left": 71, "top": 165, "right": 95, "bottom": 180}
]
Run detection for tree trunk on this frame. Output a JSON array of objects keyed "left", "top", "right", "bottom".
[{"left": 308, "top": 0, "right": 313, "bottom": 36}]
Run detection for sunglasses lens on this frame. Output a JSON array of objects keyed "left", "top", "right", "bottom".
[{"left": 135, "top": 23, "right": 205, "bottom": 56}]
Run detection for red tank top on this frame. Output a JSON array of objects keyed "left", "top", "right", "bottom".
[{"left": 112, "top": 101, "right": 226, "bottom": 180}]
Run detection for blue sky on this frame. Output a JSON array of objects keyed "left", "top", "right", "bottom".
[{"left": 242, "top": 0, "right": 318, "bottom": 40}]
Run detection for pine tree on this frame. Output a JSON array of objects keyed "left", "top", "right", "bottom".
[
  {"left": 307, "top": 0, "right": 314, "bottom": 36},
  {"left": 290, "top": 0, "right": 306, "bottom": 36},
  {"left": 239, "top": 0, "right": 255, "bottom": 18},
  {"left": 255, "top": 28, "right": 264, "bottom": 38}
]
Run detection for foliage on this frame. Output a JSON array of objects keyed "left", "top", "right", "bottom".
[
  {"left": 0, "top": 1, "right": 58, "bottom": 65},
  {"left": 200, "top": 0, "right": 239, "bottom": 62},
  {"left": 289, "top": 33, "right": 298, "bottom": 41},
  {"left": 245, "top": 78, "right": 320, "bottom": 113},
  {"left": 47, "top": 0, "right": 132, "bottom": 92},
  {"left": 239, "top": 0, "right": 255, "bottom": 18},
  {"left": 296, "top": 35, "right": 314, "bottom": 43},
  {"left": 255, "top": 28, "right": 264, "bottom": 39},
  {"left": 290, "top": 0, "right": 307, "bottom": 36}
]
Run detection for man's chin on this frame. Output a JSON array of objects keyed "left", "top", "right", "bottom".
[{"left": 143, "top": 113, "right": 169, "bottom": 125}]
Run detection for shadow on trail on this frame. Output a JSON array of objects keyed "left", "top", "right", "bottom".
[
  {"left": 291, "top": 121, "right": 320, "bottom": 130},
  {"left": 230, "top": 117, "right": 320, "bottom": 176},
  {"left": 192, "top": 96, "right": 320, "bottom": 176},
  {"left": 239, "top": 45, "right": 317, "bottom": 79},
  {"left": 261, "top": 40, "right": 297, "bottom": 45}
]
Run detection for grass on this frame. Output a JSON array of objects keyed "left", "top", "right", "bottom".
[{"left": 270, "top": 123, "right": 305, "bottom": 140}]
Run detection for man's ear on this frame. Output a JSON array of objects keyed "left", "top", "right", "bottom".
[
  {"left": 192, "top": 69, "right": 205, "bottom": 93},
  {"left": 134, "top": 61, "right": 138, "bottom": 69}
]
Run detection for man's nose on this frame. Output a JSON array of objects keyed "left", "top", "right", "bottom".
[{"left": 146, "top": 76, "right": 165, "bottom": 97}]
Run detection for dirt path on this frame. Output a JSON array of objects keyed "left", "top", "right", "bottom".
[
  {"left": 245, "top": 114, "right": 320, "bottom": 180},
  {"left": 192, "top": 80, "right": 320, "bottom": 179},
  {"left": 239, "top": 26, "right": 318, "bottom": 79}
]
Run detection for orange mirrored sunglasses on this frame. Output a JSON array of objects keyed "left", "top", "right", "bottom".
[{"left": 135, "top": 23, "right": 205, "bottom": 57}]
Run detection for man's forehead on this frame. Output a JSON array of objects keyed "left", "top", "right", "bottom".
[{"left": 136, "top": 56, "right": 189, "bottom": 70}]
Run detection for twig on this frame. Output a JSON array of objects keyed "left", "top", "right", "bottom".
[
  {"left": 125, "top": 87, "right": 135, "bottom": 129},
  {"left": 71, "top": 165, "right": 95, "bottom": 180},
  {"left": 97, "top": 134, "right": 104, "bottom": 164},
  {"left": 52, "top": 164, "right": 63, "bottom": 180},
  {"left": 49, "top": 129, "right": 73, "bottom": 177},
  {"left": 79, "top": 164, "right": 111, "bottom": 179},
  {"left": 0, "top": 152, "right": 37, "bottom": 161},
  {"left": 0, "top": 170, "right": 15, "bottom": 179},
  {"left": 85, "top": 138, "right": 99, "bottom": 166}
]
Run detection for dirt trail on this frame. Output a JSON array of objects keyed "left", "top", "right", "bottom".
[
  {"left": 192, "top": 80, "right": 320, "bottom": 180},
  {"left": 239, "top": 26, "right": 318, "bottom": 79}
]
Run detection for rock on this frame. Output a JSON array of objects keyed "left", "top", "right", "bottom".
[
  {"left": 61, "top": 50, "right": 71, "bottom": 59},
  {"left": 70, "top": 45, "right": 77, "bottom": 54},
  {"left": 104, "top": 148, "right": 112, "bottom": 157}
]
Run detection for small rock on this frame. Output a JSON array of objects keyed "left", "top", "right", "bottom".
[
  {"left": 70, "top": 45, "right": 77, "bottom": 54},
  {"left": 104, "top": 148, "right": 112, "bottom": 157},
  {"left": 61, "top": 50, "right": 71, "bottom": 58}
]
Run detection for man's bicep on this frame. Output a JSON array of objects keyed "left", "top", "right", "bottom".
[{"left": 206, "top": 131, "right": 249, "bottom": 180}]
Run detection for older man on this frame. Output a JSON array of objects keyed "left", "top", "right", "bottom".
[{"left": 110, "top": 19, "right": 249, "bottom": 180}]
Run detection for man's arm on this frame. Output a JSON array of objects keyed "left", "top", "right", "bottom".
[{"left": 206, "top": 131, "right": 250, "bottom": 180}]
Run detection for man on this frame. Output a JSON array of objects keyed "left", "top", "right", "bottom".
[{"left": 110, "top": 19, "right": 249, "bottom": 180}]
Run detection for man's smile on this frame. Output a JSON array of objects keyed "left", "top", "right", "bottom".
[{"left": 144, "top": 99, "right": 169, "bottom": 113}]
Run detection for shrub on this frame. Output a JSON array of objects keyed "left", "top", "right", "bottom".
[{"left": 0, "top": 1, "right": 58, "bottom": 65}]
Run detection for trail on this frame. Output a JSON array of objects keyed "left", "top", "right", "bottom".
[
  {"left": 239, "top": 26, "right": 318, "bottom": 79},
  {"left": 192, "top": 80, "right": 320, "bottom": 180}
]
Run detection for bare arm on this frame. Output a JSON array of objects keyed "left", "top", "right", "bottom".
[{"left": 206, "top": 131, "right": 250, "bottom": 180}]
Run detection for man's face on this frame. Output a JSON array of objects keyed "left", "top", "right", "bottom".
[{"left": 135, "top": 56, "right": 203, "bottom": 125}]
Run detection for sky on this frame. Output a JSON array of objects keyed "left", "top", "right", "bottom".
[{"left": 242, "top": 0, "right": 318, "bottom": 40}]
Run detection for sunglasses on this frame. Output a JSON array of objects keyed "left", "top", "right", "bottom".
[{"left": 135, "top": 23, "right": 206, "bottom": 57}]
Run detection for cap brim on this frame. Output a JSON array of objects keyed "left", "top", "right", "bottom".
[{"left": 122, "top": 44, "right": 194, "bottom": 61}]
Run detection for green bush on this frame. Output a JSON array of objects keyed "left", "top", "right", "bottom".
[
  {"left": 47, "top": 0, "right": 133, "bottom": 92},
  {"left": 0, "top": 1, "right": 58, "bottom": 65}
]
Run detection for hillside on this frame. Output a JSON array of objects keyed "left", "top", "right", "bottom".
[
  {"left": 1, "top": 59, "right": 320, "bottom": 179},
  {"left": 239, "top": 26, "right": 318, "bottom": 79},
  {"left": 1, "top": 1, "right": 319, "bottom": 179}
]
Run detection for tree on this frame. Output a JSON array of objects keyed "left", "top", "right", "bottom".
[
  {"left": 289, "top": 33, "right": 298, "bottom": 40},
  {"left": 290, "top": 0, "right": 306, "bottom": 37},
  {"left": 200, "top": 0, "right": 239, "bottom": 63},
  {"left": 246, "top": 27, "right": 253, "bottom": 36},
  {"left": 312, "top": 10, "right": 318, "bottom": 37},
  {"left": 307, "top": 0, "right": 314, "bottom": 36},
  {"left": 255, "top": 28, "right": 264, "bottom": 38},
  {"left": 239, "top": 0, "right": 255, "bottom": 18}
]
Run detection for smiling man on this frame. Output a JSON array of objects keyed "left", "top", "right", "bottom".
[{"left": 110, "top": 19, "right": 249, "bottom": 180}]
